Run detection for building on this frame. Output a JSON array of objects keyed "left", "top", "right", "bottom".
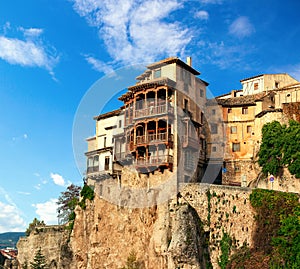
[
  {"left": 85, "top": 57, "right": 214, "bottom": 184},
  {"left": 216, "top": 74, "right": 300, "bottom": 186},
  {"left": 85, "top": 108, "right": 124, "bottom": 181},
  {"left": 84, "top": 59, "right": 300, "bottom": 189}
]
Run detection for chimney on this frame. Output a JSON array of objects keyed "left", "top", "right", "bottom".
[{"left": 186, "top": 56, "right": 192, "bottom": 67}]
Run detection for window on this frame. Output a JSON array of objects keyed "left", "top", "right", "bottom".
[
  {"left": 105, "top": 156, "right": 110, "bottom": 171},
  {"left": 230, "top": 126, "right": 237, "bottom": 134},
  {"left": 211, "top": 123, "right": 218, "bottom": 134},
  {"left": 104, "top": 137, "right": 107, "bottom": 148},
  {"left": 234, "top": 165, "right": 241, "bottom": 173},
  {"left": 154, "top": 69, "right": 161, "bottom": 78},
  {"left": 200, "top": 89, "right": 204, "bottom": 97},
  {"left": 275, "top": 82, "right": 279, "bottom": 88},
  {"left": 232, "top": 142, "right": 240, "bottom": 152},
  {"left": 212, "top": 109, "right": 216, "bottom": 115},
  {"left": 242, "top": 107, "right": 248, "bottom": 114},
  {"left": 228, "top": 108, "right": 232, "bottom": 113},
  {"left": 184, "top": 99, "right": 189, "bottom": 111},
  {"left": 119, "top": 120, "right": 122, "bottom": 128},
  {"left": 212, "top": 146, "right": 217, "bottom": 152},
  {"left": 247, "top": 125, "right": 252, "bottom": 133},
  {"left": 254, "top": 83, "right": 259, "bottom": 90}
]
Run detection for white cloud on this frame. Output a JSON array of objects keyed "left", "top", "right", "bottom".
[
  {"left": 50, "top": 173, "right": 65, "bottom": 186},
  {"left": 50, "top": 173, "right": 71, "bottom": 187},
  {"left": 71, "top": 0, "right": 191, "bottom": 68},
  {"left": 17, "top": 191, "right": 31, "bottom": 195},
  {"left": 200, "top": 0, "right": 223, "bottom": 4},
  {"left": 85, "top": 55, "right": 116, "bottom": 75},
  {"left": 198, "top": 41, "right": 255, "bottom": 70},
  {"left": 19, "top": 27, "right": 44, "bottom": 38},
  {"left": 195, "top": 10, "right": 209, "bottom": 20},
  {"left": 0, "top": 201, "right": 26, "bottom": 232},
  {"left": 229, "top": 16, "right": 255, "bottom": 38},
  {"left": 32, "top": 198, "right": 58, "bottom": 225},
  {"left": 0, "top": 24, "right": 59, "bottom": 76},
  {"left": 0, "top": 187, "right": 26, "bottom": 232}
]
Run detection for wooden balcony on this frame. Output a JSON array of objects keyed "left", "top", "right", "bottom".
[
  {"left": 136, "top": 133, "right": 173, "bottom": 146},
  {"left": 134, "top": 104, "right": 174, "bottom": 119},
  {"left": 135, "top": 155, "right": 173, "bottom": 167}
]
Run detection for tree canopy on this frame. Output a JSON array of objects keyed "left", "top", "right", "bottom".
[
  {"left": 26, "top": 218, "right": 45, "bottom": 236},
  {"left": 30, "top": 247, "right": 48, "bottom": 269},
  {"left": 56, "top": 184, "right": 81, "bottom": 224},
  {"left": 258, "top": 120, "right": 300, "bottom": 178}
]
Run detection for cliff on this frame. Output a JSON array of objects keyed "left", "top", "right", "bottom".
[
  {"left": 17, "top": 225, "right": 72, "bottom": 268},
  {"left": 17, "top": 183, "right": 259, "bottom": 269}
]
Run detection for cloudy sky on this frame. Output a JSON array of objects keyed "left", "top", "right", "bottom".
[{"left": 0, "top": 0, "right": 300, "bottom": 232}]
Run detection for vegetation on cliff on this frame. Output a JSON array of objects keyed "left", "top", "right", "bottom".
[
  {"left": 26, "top": 218, "right": 45, "bottom": 236},
  {"left": 228, "top": 189, "right": 300, "bottom": 268},
  {"left": 30, "top": 247, "right": 48, "bottom": 269},
  {"left": 258, "top": 120, "right": 300, "bottom": 178},
  {"left": 57, "top": 184, "right": 81, "bottom": 224}
]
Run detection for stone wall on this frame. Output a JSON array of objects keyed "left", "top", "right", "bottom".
[{"left": 17, "top": 225, "right": 71, "bottom": 269}]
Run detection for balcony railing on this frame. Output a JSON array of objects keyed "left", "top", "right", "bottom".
[
  {"left": 134, "top": 104, "right": 174, "bottom": 119},
  {"left": 136, "top": 133, "right": 173, "bottom": 145},
  {"left": 136, "top": 155, "right": 173, "bottom": 166},
  {"left": 114, "top": 152, "right": 126, "bottom": 160},
  {"left": 182, "top": 135, "right": 200, "bottom": 149},
  {"left": 86, "top": 166, "right": 99, "bottom": 174}
]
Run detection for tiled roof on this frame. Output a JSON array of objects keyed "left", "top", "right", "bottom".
[
  {"left": 216, "top": 93, "right": 265, "bottom": 107},
  {"left": 93, "top": 108, "right": 123, "bottom": 120},
  {"left": 146, "top": 57, "right": 200, "bottom": 75}
]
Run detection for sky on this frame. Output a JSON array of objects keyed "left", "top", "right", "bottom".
[{"left": 0, "top": 0, "right": 300, "bottom": 233}]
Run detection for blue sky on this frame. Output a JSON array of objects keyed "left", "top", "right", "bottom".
[{"left": 0, "top": 0, "right": 300, "bottom": 232}]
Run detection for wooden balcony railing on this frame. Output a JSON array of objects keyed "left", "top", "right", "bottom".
[
  {"left": 134, "top": 104, "right": 174, "bottom": 119},
  {"left": 136, "top": 133, "right": 173, "bottom": 145},
  {"left": 136, "top": 155, "right": 173, "bottom": 166}
]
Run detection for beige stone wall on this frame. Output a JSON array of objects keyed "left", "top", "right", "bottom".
[{"left": 17, "top": 226, "right": 71, "bottom": 269}]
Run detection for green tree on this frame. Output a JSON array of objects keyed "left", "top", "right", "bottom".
[
  {"left": 258, "top": 121, "right": 285, "bottom": 176},
  {"left": 258, "top": 120, "right": 300, "bottom": 178},
  {"left": 282, "top": 120, "right": 300, "bottom": 178},
  {"left": 26, "top": 218, "right": 45, "bottom": 236},
  {"left": 56, "top": 184, "right": 81, "bottom": 224},
  {"left": 121, "top": 251, "right": 142, "bottom": 269},
  {"left": 30, "top": 248, "right": 48, "bottom": 269}
]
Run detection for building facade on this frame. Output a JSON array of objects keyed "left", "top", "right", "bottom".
[{"left": 85, "top": 57, "right": 212, "bottom": 184}]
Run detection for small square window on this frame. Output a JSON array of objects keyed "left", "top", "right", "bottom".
[
  {"left": 212, "top": 146, "right": 217, "bottom": 152},
  {"left": 247, "top": 125, "right": 252, "bottom": 133},
  {"left": 254, "top": 83, "right": 259, "bottom": 90},
  {"left": 212, "top": 109, "right": 216, "bottom": 115},
  {"left": 154, "top": 69, "right": 161, "bottom": 78},
  {"left": 200, "top": 89, "right": 204, "bottom": 97},
  {"left": 119, "top": 120, "right": 122, "bottom": 128},
  {"left": 242, "top": 107, "right": 248, "bottom": 114},
  {"left": 230, "top": 126, "right": 237, "bottom": 134},
  {"left": 232, "top": 142, "right": 240, "bottom": 152},
  {"left": 228, "top": 108, "right": 232, "bottom": 113},
  {"left": 211, "top": 123, "right": 218, "bottom": 134},
  {"left": 234, "top": 165, "right": 241, "bottom": 173}
]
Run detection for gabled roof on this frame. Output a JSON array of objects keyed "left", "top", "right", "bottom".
[
  {"left": 146, "top": 57, "right": 200, "bottom": 75},
  {"left": 93, "top": 108, "right": 123, "bottom": 121},
  {"left": 216, "top": 93, "right": 265, "bottom": 107}
]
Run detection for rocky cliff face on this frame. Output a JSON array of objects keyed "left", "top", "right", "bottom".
[
  {"left": 17, "top": 226, "right": 72, "bottom": 269},
  {"left": 17, "top": 183, "right": 257, "bottom": 269}
]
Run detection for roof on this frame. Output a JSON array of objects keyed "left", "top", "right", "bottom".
[
  {"left": 93, "top": 108, "right": 123, "bottom": 121},
  {"left": 119, "top": 77, "right": 176, "bottom": 101},
  {"left": 146, "top": 57, "right": 200, "bottom": 75},
  {"left": 240, "top": 74, "right": 264, "bottom": 82},
  {"left": 216, "top": 93, "right": 265, "bottom": 107}
]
